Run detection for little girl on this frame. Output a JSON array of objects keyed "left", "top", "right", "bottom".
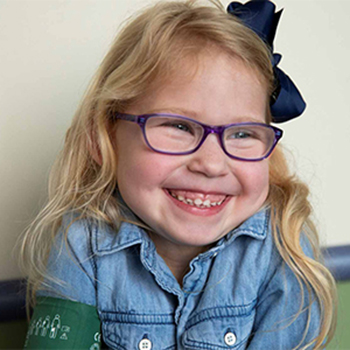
[{"left": 21, "top": 0, "right": 337, "bottom": 349}]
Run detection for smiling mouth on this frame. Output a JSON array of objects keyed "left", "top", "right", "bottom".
[{"left": 166, "top": 189, "right": 228, "bottom": 209}]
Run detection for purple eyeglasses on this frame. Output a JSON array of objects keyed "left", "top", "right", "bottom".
[{"left": 114, "top": 113, "right": 283, "bottom": 161}]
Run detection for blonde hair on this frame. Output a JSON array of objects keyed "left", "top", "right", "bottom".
[{"left": 20, "top": 0, "right": 336, "bottom": 348}]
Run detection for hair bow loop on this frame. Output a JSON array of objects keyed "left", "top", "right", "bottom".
[
  {"left": 227, "top": 1, "right": 280, "bottom": 49},
  {"left": 227, "top": 0, "right": 306, "bottom": 123}
]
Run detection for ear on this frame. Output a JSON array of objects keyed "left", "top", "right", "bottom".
[{"left": 87, "top": 126, "right": 103, "bottom": 166}]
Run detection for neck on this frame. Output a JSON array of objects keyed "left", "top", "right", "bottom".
[{"left": 148, "top": 232, "right": 210, "bottom": 287}]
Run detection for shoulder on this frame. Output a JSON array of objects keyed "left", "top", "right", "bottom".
[
  {"left": 232, "top": 208, "right": 318, "bottom": 299},
  {"left": 243, "top": 210, "right": 322, "bottom": 347},
  {"left": 258, "top": 208, "right": 317, "bottom": 269},
  {"left": 37, "top": 213, "right": 114, "bottom": 305},
  {"left": 58, "top": 212, "right": 97, "bottom": 261}
]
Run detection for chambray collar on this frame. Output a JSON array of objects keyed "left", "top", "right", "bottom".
[
  {"left": 224, "top": 206, "right": 270, "bottom": 244},
  {"left": 91, "top": 204, "right": 270, "bottom": 256}
]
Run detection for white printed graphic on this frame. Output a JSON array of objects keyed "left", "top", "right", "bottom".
[
  {"left": 28, "top": 320, "right": 35, "bottom": 336},
  {"left": 94, "top": 332, "right": 101, "bottom": 342},
  {"left": 89, "top": 331, "right": 101, "bottom": 350},
  {"left": 49, "top": 314, "right": 61, "bottom": 339},
  {"left": 34, "top": 317, "right": 43, "bottom": 336},
  {"left": 41, "top": 316, "right": 50, "bottom": 337},
  {"left": 24, "top": 332, "right": 29, "bottom": 348},
  {"left": 27, "top": 312, "right": 73, "bottom": 344},
  {"left": 59, "top": 324, "right": 71, "bottom": 340},
  {"left": 60, "top": 333, "right": 68, "bottom": 340},
  {"left": 62, "top": 325, "right": 71, "bottom": 333}
]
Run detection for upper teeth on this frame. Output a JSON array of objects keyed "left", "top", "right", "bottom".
[{"left": 169, "top": 191, "right": 225, "bottom": 208}]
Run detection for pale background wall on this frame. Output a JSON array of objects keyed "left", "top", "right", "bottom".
[{"left": 1, "top": 0, "right": 349, "bottom": 281}]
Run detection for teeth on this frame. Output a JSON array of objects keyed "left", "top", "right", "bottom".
[
  {"left": 194, "top": 198, "right": 203, "bottom": 207},
  {"left": 203, "top": 200, "right": 211, "bottom": 208},
  {"left": 169, "top": 190, "right": 226, "bottom": 208}
]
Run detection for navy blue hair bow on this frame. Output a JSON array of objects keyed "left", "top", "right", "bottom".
[{"left": 227, "top": 0, "right": 306, "bottom": 123}]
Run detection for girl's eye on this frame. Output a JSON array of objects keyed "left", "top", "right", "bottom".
[
  {"left": 162, "top": 121, "right": 194, "bottom": 134},
  {"left": 229, "top": 130, "right": 253, "bottom": 139}
]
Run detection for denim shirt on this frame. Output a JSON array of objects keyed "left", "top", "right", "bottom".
[{"left": 39, "top": 207, "right": 321, "bottom": 349}]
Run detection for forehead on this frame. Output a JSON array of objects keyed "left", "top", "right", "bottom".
[{"left": 128, "top": 49, "right": 268, "bottom": 124}]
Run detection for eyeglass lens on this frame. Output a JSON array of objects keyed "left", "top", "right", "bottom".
[{"left": 145, "top": 116, "right": 275, "bottom": 160}]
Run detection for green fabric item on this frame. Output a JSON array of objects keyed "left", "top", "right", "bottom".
[
  {"left": 328, "top": 281, "right": 350, "bottom": 349},
  {"left": 24, "top": 297, "right": 101, "bottom": 349}
]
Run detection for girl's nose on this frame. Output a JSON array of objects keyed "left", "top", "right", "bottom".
[{"left": 186, "top": 134, "right": 230, "bottom": 178}]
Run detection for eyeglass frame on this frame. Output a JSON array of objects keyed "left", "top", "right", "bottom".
[{"left": 114, "top": 112, "right": 283, "bottom": 162}]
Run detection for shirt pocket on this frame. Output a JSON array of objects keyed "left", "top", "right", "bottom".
[
  {"left": 99, "top": 311, "right": 176, "bottom": 350},
  {"left": 182, "top": 303, "right": 256, "bottom": 350}
]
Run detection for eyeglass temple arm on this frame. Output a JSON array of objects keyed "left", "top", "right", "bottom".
[{"left": 114, "top": 113, "right": 139, "bottom": 122}]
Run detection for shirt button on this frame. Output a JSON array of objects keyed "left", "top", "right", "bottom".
[
  {"left": 138, "top": 338, "right": 152, "bottom": 350},
  {"left": 224, "top": 331, "right": 236, "bottom": 346}
]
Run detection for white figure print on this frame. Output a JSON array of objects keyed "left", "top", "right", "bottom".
[
  {"left": 49, "top": 314, "right": 61, "bottom": 339},
  {"left": 28, "top": 320, "right": 35, "bottom": 336},
  {"left": 34, "top": 317, "right": 43, "bottom": 336},
  {"left": 41, "top": 316, "right": 50, "bottom": 337}
]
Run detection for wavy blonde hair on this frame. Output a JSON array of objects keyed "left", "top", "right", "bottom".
[{"left": 20, "top": 0, "right": 336, "bottom": 348}]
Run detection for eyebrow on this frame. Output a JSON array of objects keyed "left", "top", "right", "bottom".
[{"left": 146, "top": 107, "right": 265, "bottom": 124}]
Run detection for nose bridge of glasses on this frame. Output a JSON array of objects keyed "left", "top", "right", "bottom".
[
  {"left": 203, "top": 124, "right": 224, "bottom": 133},
  {"left": 199, "top": 125, "right": 226, "bottom": 152},
  {"left": 201, "top": 124, "right": 225, "bottom": 139}
]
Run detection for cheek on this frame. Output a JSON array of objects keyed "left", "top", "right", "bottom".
[
  {"left": 119, "top": 156, "right": 155, "bottom": 188},
  {"left": 117, "top": 149, "right": 151, "bottom": 191},
  {"left": 237, "top": 161, "right": 270, "bottom": 199},
  {"left": 116, "top": 146, "right": 157, "bottom": 216},
  {"left": 115, "top": 124, "right": 148, "bottom": 184},
  {"left": 116, "top": 143, "right": 173, "bottom": 195},
  {"left": 115, "top": 123, "right": 183, "bottom": 190},
  {"left": 254, "top": 163, "right": 269, "bottom": 200},
  {"left": 116, "top": 150, "right": 180, "bottom": 221}
]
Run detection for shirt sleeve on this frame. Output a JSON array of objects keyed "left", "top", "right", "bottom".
[
  {"left": 36, "top": 215, "right": 97, "bottom": 307},
  {"left": 247, "top": 236, "right": 322, "bottom": 349}
]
